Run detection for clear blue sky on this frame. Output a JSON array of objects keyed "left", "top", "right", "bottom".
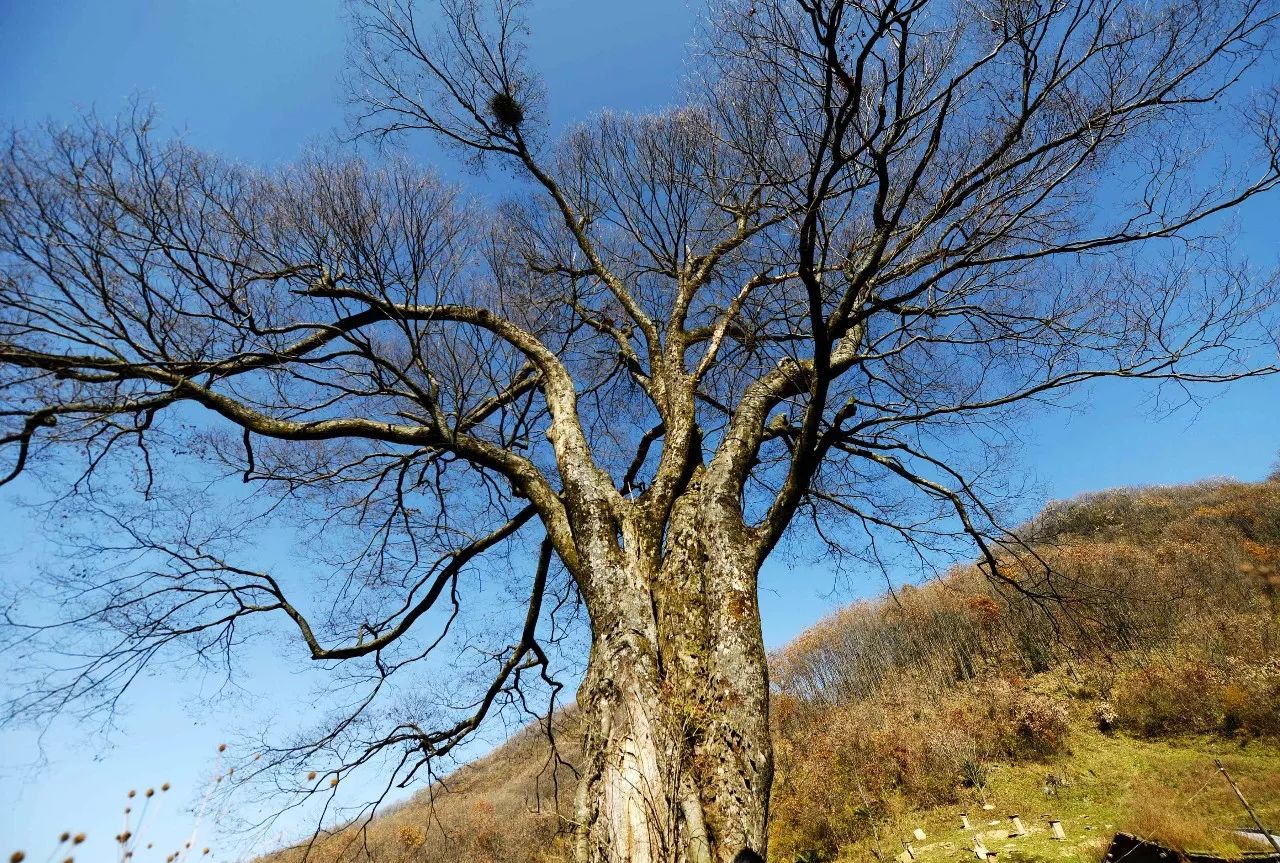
[{"left": 1, "top": 1, "right": 1277, "bottom": 861}]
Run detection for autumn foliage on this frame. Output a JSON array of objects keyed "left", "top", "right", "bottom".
[
  {"left": 767, "top": 477, "right": 1280, "bottom": 861},
  {"left": 261, "top": 477, "right": 1280, "bottom": 863}
]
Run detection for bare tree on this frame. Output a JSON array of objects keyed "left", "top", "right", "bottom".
[{"left": 2, "top": 0, "right": 1279, "bottom": 859}]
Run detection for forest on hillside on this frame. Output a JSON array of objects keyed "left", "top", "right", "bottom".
[{"left": 267, "top": 475, "right": 1280, "bottom": 863}]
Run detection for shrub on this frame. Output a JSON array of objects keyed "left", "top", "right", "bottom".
[
  {"left": 1011, "top": 693, "right": 1071, "bottom": 757},
  {"left": 397, "top": 824, "right": 426, "bottom": 851},
  {"left": 1113, "top": 660, "right": 1221, "bottom": 737},
  {"left": 960, "top": 758, "right": 989, "bottom": 791},
  {"left": 1112, "top": 656, "right": 1280, "bottom": 740},
  {"left": 1093, "top": 700, "right": 1118, "bottom": 732}
]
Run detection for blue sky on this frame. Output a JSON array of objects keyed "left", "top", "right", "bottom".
[{"left": 1, "top": 1, "right": 1278, "bottom": 860}]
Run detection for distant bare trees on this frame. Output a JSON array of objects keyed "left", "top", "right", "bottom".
[{"left": 2, "top": 0, "right": 1279, "bottom": 860}]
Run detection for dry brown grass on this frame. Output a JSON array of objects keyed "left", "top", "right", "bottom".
[
  {"left": 269, "top": 717, "right": 579, "bottom": 863},
  {"left": 1121, "top": 779, "right": 1266, "bottom": 859}
]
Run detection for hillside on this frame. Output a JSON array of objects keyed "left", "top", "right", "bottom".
[
  {"left": 828, "top": 728, "right": 1280, "bottom": 863},
  {"left": 265, "top": 476, "right": 1280, "bottom": 863}
]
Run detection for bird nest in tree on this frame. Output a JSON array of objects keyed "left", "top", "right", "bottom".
[{"left": 489, "top": 92, "right": 525, "bottom": 128}]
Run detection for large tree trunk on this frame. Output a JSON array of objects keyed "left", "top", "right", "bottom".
[{"left": 573, "top": 491, "right": 772, "bottom": 863}]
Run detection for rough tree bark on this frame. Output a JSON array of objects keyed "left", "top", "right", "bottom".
[{"left": 573, "top": 477, "right": 772, "bottom": 863}]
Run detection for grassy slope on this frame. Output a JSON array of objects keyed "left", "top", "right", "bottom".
[
  {"left": 260, "top": 477, "right": 1280, "bottom": 863},
  {"left": 266, "top": 718, "right": 580, "bottom": 863},
  {"left": 266, "top": 711, "right": 1280, "bottom": 863},
  {"left": 852, "top": 725, "right": 1280, "bottom": 863}
]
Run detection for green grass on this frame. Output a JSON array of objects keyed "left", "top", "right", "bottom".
[{"left": 835, "top": 727, "right": 1280, "bottom": 863}]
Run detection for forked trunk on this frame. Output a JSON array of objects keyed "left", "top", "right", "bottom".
[{"left": 573, "top": 497, "right": 771, "bottom": 863}]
